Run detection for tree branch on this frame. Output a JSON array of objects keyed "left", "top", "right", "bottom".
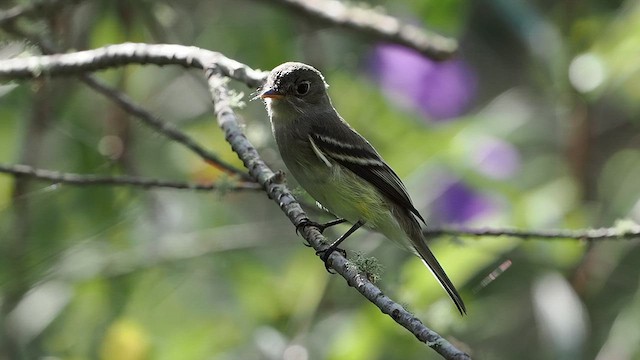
[
  {"left": 0, "top": 163, "right": 261, "bottom": 192},
  {"left": 425, "top": 225, "right": 640, "bottom": 241},
  {"left": 0, "top": 42, "right": 268, "bottom": 88},
  {"left": 1, "top": 0, "right": 456, "bottom": 62},
  {"left": 0, "top": 37, "right": 255, "bottom": 180},
  {"left": 256, "top": 0, "right": 458, "bottom": 60},
  {"left": 204, "top": 65, "right": 470, "bottom": 360}
]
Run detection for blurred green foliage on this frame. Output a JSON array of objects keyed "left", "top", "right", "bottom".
[{"left": 1, "top": 0, "right": 640, "bottom": 359}]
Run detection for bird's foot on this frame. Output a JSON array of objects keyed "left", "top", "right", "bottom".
[
  {"left": 295, "top": 218, "right": 347, "bottom": 246},
  {"left": 296, "top": 218, "right": 346, "bottom": 234},
  {"left": 315, "top": 245, "right": 347, "bottom": 273}
]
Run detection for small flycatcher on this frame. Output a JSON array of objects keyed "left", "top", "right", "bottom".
[{"left": 260, "top": 62, "right": 466, "bottom": 314}]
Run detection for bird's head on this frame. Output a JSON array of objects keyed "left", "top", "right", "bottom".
[{"left": 259, "top": 62, "right": 331, "bottom": 118}]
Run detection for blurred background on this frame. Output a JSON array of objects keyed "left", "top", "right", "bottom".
[{"left": 1, "top": 0, "right": 640, "bottom": 359}]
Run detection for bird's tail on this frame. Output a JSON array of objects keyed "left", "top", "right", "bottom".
[
  {"left": 411, "top": 236, "right": 466, "bottom": 315},
  {"left": 400, "top": 212, "right": 466, "bottom": 315}
]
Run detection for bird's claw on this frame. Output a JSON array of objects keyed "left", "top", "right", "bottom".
[
  {"left": 296, "top": 218, "right": 322, "bottom": 235},
  {"left": 316, "top": 246, "right": 347, "bottom": 273},
  {"left": 296, "top": 219, "right": 321, "bottom": 246},
  {"left": 296, "top": 218, "right": 346, "bottom": 236},
  {"left": 295, "top": 218, "right": 350, "bottom": 269}
]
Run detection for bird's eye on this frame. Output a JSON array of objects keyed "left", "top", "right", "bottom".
[{"left": 295, "top": 81, "right": 311, "bottom": 96}]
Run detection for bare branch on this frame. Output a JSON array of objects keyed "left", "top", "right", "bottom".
[
  {"left": 204, "top": 66, "right": 470, "bottom": 360},
  {"left": 0, "top": 43, "right": 268, "bottom": 88},
  {"left": 296, "top": 199, "right": 640, "bottom": 242},
  {"left": 256, "top": 0, "right": 458, "bottom": 60},
  {"left": 425, "top": 226, "right": 640, "bottom": 241},
  {"left": 0, "top": 163, "right": 261, "bottom": 192}
]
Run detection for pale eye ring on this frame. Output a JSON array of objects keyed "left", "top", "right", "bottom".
[{"left": 295, "top": 81, "right": 311, "bottom": 96}]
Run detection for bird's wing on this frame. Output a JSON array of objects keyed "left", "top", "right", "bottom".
[{"left": 309, "top": 122, "right": 426, "bottom": 225}]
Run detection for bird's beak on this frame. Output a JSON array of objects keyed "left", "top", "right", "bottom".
[{"left": 260, "top": 88, "right": 284, "bottom": 99}]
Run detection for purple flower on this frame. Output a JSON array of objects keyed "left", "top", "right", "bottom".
[
  {"left": 369, "top": 44, "right": 477, "bottom": 121},
  {"left": 433, "top": 179, "right": 495, "bottom": 224},
  {"left": 471, "top": 137, "right": 521, "bottom": 179}
]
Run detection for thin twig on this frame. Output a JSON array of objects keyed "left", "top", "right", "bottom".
[
  {"left": 0, "top": 163, "right": 261, "bottom": 191},
  {"left": 256, "top": 0, "right": 458, "bottom": 60},
  {"left": 78, "top": 74, "right": 253, "bottom": 180},
  {"left": 295, "top": 199, "right": 640, "bottom": 242},
  {"left": 425, "top": 226, "right": 640, "bottom": 241},
  {"left": 204, "top": 65, "right": 470, "bottom": 360}
]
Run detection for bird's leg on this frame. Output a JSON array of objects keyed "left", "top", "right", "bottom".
[
  {"left": 296, "top": 218, "right": 347, "bottom": 246},
  {"left": 316, "top": 220, "right": 365, "bottom": 273},
  {"left": 318, "top": 218, "right": 349, "bottom": 230}
]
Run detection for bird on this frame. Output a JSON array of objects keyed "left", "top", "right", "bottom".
[{"left": 259, "top": 62, "right": 466, "bottom": 315}]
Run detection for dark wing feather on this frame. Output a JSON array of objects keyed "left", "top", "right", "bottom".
[{"left": 310, "top": 123, "right": 426, "bottom": 224}]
